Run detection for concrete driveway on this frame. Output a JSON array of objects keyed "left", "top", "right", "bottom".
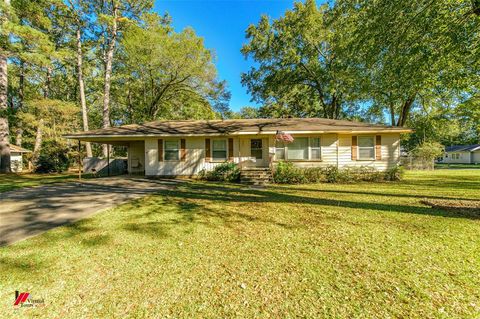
[{"left": 0, "top": 177, "right": 179, "bottom": 246}]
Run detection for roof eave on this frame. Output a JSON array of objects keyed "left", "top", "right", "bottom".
[{"left": 64, "top": 128, "right": 412, "bottom": 140}]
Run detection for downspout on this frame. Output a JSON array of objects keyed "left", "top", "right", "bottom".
[{"left": 336, "top": 133, "right": 339, "bottom": 169}]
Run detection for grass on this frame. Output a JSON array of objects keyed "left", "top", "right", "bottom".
[
  {"left": 1, "top": 170, "right": 479, "bottom": 317},
  {"left": 435, "top": 163, "right": 480, "bottom": 169},
  {"left": 0, "top": 173, "right": 87, "bottom": 193}
]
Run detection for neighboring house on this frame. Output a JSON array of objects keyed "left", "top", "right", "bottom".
[
  {"left": 0, "top": 145, "right": 32, "bottom": 172},
  {"left": 439, "top": 144, "right": 480, "bottom": 164},
  {"left": 65, "top": 118, "right": 411, "bottom": 177}
]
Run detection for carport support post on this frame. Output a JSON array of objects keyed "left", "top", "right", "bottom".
[
  {"left": 78, "top": 140, "right": 82, "bottom": 181},
  {"left": 107, "top": 144, "right": 110, "bottom": 177}
]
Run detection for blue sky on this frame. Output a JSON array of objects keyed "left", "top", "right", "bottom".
[{"left": 153, "top": 0, "right": 297, "bottom": 112}]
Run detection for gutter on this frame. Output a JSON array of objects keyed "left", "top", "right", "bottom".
[{"left": 64, "top": 129, "right": 413, "bottom": 140}]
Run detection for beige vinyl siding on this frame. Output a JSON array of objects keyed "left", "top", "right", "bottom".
[
  {"left": 138, "top": 133, "right": 402, "bottom": 176},
  {"left": 443, "top": 151, "right": 472, "bottom": 164},
  {"left": 145, "top": 137, "right": 241, "bottom": 176},
  {"left": 472, "top": 151, "right": 480, "bottom": 164},
  {"left": 337, "top": 133, "right": 400, "bottom": 170},
  {"left": 283, "top": 134, "right": 337, "bottom": 168}
]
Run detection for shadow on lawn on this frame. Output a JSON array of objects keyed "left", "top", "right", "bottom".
[
  {"left": 0, "top": 177, "right": 175, "bottom": 246},
  {"left": 2, "top": 176, "right": 478, "bottom": 251},
  {"left": 151, "top": 182, "right": 480, "bottom": 221},
  {"left": 271, "top": 186, "right": 480, "bottom": 202}
]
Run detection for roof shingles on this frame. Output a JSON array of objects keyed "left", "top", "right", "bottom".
[{"left": 66, "top": 118, "right": 411, "bottom": 138}]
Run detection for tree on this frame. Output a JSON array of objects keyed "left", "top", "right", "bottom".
[
  {"left": 333, "top": 0, "right": 480, "bottom": 126},
  {"left": 65, "top": 0, "right": 94, "bottom": 157},
  {"left": 1, "top": 0, "right": 53, "bottom": 172},
  {"left": 95, "top": 0, "right": 153, "bottom": 157},
  {"left": 117, "top": 13, "right": 229, "bottom": 122},
  {"left": 0, "top": 0, "right": 12, "bottom": 172},
  {"left": 241, "top": 0, "right": 361, "bottom": 119}
]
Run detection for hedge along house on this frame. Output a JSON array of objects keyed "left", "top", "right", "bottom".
[{"left": 65, "top": 118, "right": 411, "bottom": 177}]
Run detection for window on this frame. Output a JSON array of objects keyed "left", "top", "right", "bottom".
[
  {"left": 452, "top": 153, "right": 460, "bottom": 160},
  {"left": 287, "top": 137, "right": 308, "bottom": 160},
  {"left": 212, "top": 139, "right": 227, "bottom": 161},
  {"left": 251, "top": 139, "right": 263, "bottom": 159},
  {"left": 358, "top": 136, "right": 375, "bottom": 160},
  {"left": 164, "top": 140, "right": 180, "bottom": 161},
  {"left": 275, "top": 137, "right": 321, "bottom": 161},
  {"left": 275, "top": 141, "right": 286, "bottom": 160},
  {"left": 310, "top": 137, "right": 321, "bottom": 160}
]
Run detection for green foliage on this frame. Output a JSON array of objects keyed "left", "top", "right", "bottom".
[
  {"left": 273, "top": 161, "right": 306, "bottom": 184},
  {"left": 35, "top": 140, "right": 71, "bottom": 173},
  {"left": 117, "top": 13, "right": 230, "bottom": 122},
  {"left": 241, "top": 0, "right": 360, "bottom": 119},
  {"left": 412, "top": 141, "right": 444, "bottom": 162},
  {"left": 199, "top": 162, "right": 240, "bottom": 182},
  {"left": 274, "top": 163, "right": 403, "bottom": 184},
  {"left": 384, "top": 166, "right": 404, "bottom": 182},
  {"left": 333, "top": 0, "right": 479, "bottom": 127}
]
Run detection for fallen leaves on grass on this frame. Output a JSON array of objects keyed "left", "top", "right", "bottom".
[{"left": 421, "top": 199, "right": 480, "bottom": 218}]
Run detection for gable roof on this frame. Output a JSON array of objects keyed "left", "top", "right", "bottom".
[
  {"left": 66, "top": 118, "right": 411, "bottom": 139},
  {"left": 445, "top": 144, "right": 480, "bottom": 152},
  {"left": 10, "top": 144, "right": 31, "bottom": 153}
]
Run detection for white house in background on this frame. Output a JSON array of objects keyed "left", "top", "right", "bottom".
[
  {"left": 439, "top": 144, "right": 480, "bottom": 164},
  {"left": 65, "top": 118, "right": 411, "bottom": 177},
  {"left": 0, "top": 145, "right": 31, "bottom": 172}
]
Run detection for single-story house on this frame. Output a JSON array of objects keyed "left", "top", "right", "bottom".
[
  {"left": 65, "top": 118, "right": 411, "bottom": 177},
  {"left": 0, "top": 144, "right": 32, "bottom": 172},
  {"left": 438, "top": 144, "right": 480, "bottom": 164}
]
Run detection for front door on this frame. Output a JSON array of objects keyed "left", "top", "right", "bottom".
[{"left": 250, "top": 138, "right": 263, "bottom": 162}]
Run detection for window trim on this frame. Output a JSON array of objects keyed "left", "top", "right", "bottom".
[
  {"left": 309, "top": 137, "right": 321, "bottom": 160},
  {"left": 211, "top": 138, "right": 228, "bottom": 162},
  {"left": 250, "top": 138, "right": 263, "bottom": 160},
  {"left": 274, "top": 136, "right": 322, "bottom": 162},
  {"left": 163, "top": 139, "right": 181, "bottom": 162},
  {"left": 357, "top": 135, "right": 375, "bottom": 161}
]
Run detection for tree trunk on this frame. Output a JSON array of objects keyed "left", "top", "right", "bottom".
[
  {"left": 101, "top": 4, "right": 118, "bottom": 157},
  {"left": 0, "top": 50, "right": 10, "bottom": 173},
  {"left": 15, "top": 128, "right": 22, "bottom": 146},
  {"left": 19, "top": 60, "right": 24, "bottom": 108},
  {"left": 32, "top": 118, "right": 44, "bottom": 166},
  {"left": 44, "top": 66, "right": 52, "bottom": 98},
  {"left": 396, "top": 94, "right": 416, "bottom": 127},
  {"left": 389, "top": 104, "right": 395, "bottom": 126},
  {"left": 76, "top": 27, "right": 92, "bottom": 157}
]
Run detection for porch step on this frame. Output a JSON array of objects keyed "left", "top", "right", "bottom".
[{"left": 240, "top": 168, "right": 272, "bottom": 185}]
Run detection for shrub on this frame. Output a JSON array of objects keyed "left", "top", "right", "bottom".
[
  {"left": 303, "top": 167, "right": 326, "bottom": 183},
  {"left": 272, "top": 163, "right": 404, "bottom": 184},
  {"left": 34, "top": 140, "right": 71, "bottom": 173},
  {"left": 384, "top": 166, "right": 404, "bottom": 181},
  {"left": 199, "top": 162, "right": 240, "bottom": 182},
  {"left": 412, "top": 141, "right": 444, "bottom": 161},
  {"left": 323, "top": 165, "right": 341, "bottom": 183},
  {"left": 273, "top": 161, "right": 305, "bottom": 184}
]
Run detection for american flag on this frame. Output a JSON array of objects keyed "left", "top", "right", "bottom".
[{"left": 275, "top": 131, "right": 294, "bottom": 143}]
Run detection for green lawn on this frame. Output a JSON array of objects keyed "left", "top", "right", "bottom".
[
  {"left": 0, "top": 173, "right": 86, "bottom": 193},
  {"left": 1, "top": 170, "right": 479, "bottom": 317},
  {"left": 435, "top": 163, "right": 480, "bottom": 169}
]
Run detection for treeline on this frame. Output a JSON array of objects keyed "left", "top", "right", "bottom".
[
  {"left": 0, "top": 0, "right": 230, "bottom": 172},
  {"left": 0, "top": 0, "right": 479, "bottom": 173},
  {"left": 239, "top": 0, "right": 480, "bottom": 149}
]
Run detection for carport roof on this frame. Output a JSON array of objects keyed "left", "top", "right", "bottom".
[{"left": 65, "top": 118, "right": 412, "bottom": 140}]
